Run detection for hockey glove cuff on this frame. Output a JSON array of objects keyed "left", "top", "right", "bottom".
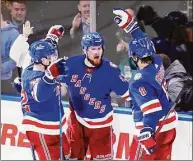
[
  {"left": 138, "top": 127, "right": 156, "bottom": 155},
  {"left": 45, "top": 58, "right": 67, "bottom": 80}
]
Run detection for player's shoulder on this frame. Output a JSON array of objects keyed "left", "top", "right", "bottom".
[
  {"left": 66, "top": 55, "right": 84, "bottom": 65},
  {"left": 103, "top": 60, "right": 119, "bottom": 71},
  {"left": 131, "top": 71, "right": 152, "bottom": 87},
  {"left": 22, "top": 64, "right": 43, "bottom": 82}
]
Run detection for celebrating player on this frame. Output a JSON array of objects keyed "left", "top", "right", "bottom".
[
  {"left": 20, "top": 40, "right": 70, "bottom": 160},
  {"left": 11, "top": 24, "right": 65, "bottom": 93},
  {"left": 55, "top": 32, "right": 130, "bottom": 160},
  {"left": 113, "top": 8, "right": 178, "bottom": 160}
]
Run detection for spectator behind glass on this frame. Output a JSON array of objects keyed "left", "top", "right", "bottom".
[
  {"left": 1, "top": 8, "right": 19, "bottom": 80},
  {"left": 70, "top": 0, "right": 90, "bottom": 39},
  {"left": 7, "top": 0, "right": 45, "bottom": 45},
  {"left": 158, "top": 54, "right": 193, "bottom": 112},
  {"left": 136, "top": 6, "right": 193, "bottom": 76}
]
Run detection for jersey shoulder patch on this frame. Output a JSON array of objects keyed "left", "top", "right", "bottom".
[{"left": 134, "top": 72, "right": 142, "bottom": 80}]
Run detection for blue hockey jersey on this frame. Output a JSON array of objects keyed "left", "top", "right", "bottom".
[
  {"left": 20, "top": 64, "right": 66, "bottom": 135},
  {"left": 61, "top": 55, "right": 129, "bottom": 128},
  {"left": 129, "top": 28, "right": 178, "bottom": 134}
]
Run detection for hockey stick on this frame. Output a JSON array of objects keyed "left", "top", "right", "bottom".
[
  {"left": 110, "top": 125, "right": 114, "bottom": 160},
  {"left": 135, "top": 77, "right": 193, "bottom": 160},
  {"left": 31, "top": 144, "right": 37, "bottom": 160},
  {"left": 57, "top": 82, "right": 64, "bottom": 160}
]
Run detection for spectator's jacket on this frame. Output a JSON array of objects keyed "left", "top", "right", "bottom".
[
  {"left": 9, "top": 34, "right": 31, "bottom": 70},
  {"left": 165, "top": 60, "right": 193, "bottom": 111},
  {"left": 1, "top": 23, "right": 19, "bottom": 80},
  {"left": 165, "top": 60, "right": 187, "bottom": 102}
]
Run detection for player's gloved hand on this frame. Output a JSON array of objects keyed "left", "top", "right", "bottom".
[
  {"left": 138, "top": 127, "right": 156, "bottom": 155},
  {"left": 136, "top": 5, "right": 159, "bottom": 25},
  {"left": 13, "top": 77, "right": 22, "bottom": 93},
  {"left": 46, "top": 25, "right": 65, "bottom": 45},
  {"left": 45, "top": 58, "right": 67, "bottom": 81},
  {"left": 113, "top": 8, "right": 139, "bottom": 33}
]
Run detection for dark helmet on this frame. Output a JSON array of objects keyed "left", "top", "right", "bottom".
[
  {"left": 164, "top": 11, "right": 188, "bottom": 27},
  {"left": 163, "top": 11, "right": 188, "bottom": 41}
]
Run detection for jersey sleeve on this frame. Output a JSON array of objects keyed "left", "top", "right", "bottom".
[
  {"left": 131, "top": 80, "right": 164, "bottom": 132},
  {"left": 110, "top": 65, "right": 130, "bottom": 100},
  {"left": 30, "top": 77, "right": 56, "bottom": 102}
]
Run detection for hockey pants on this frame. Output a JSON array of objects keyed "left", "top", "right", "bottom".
[
  {"left": 26, "top": 131, "right": 70, "bottom": 160},
  {"left": 66, "top": 110, "right": 116, "bottom": 160}
]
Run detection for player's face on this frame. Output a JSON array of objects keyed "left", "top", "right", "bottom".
[
  {"left": 42, "top": 50, "right": 59, "bottom": 67},
  {"left": 87, "top": 45, "right": 103, "bottom": 66},
  {"left": 9, "top": 2, "right": 27, "bottom": 23},
  {"left": 47, "top": 50, "right": 59, "bottom": 63},
  {"left": 78, "top": 0, "right": 90, "bottom": 20}
]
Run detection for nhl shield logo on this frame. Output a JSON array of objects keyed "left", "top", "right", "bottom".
[{"left": 134, "top": 73, "right": 142, "bottom": 80}]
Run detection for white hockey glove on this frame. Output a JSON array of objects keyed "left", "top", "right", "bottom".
[
  {"left": 138, "top": 127, "right": 156, "bottom": 155},
  {"left": 46, "top": 25, "right": 65, "bottom": 44},
  {"left": 113, "top": 8, "right": 139, "bottom": 33}
]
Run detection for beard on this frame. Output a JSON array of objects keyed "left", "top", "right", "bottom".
[{"left": 87, "top": 56, "right": 102, "bottom": 67}]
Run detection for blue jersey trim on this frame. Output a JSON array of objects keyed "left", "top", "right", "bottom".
[{"left": 1, "top": 94, "right": 192, "bottom": 121}]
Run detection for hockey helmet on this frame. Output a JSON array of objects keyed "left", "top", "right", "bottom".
[
  {"left": 81, "top": 32, "right": 104, "bottom": 54},
  {"left": 29, "top": 40, "right": 58, "bottom": 63},
  {"left": 128, "top": 36, "right": 156, "bottom": 58}
]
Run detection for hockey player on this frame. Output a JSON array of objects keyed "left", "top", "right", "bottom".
[
  {"left": 11, "top": 24, "right": 65, "bottom": 93},
  {"left": 57, "top": 32, "right": 130, "bottom": 160},
  {"left": 113, "top": 8, "right": 178, "bottom": 160},
  {"left": 20, "top": 40, "right": 70, "bottom": 160}
]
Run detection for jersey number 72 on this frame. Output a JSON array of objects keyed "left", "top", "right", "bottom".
[{"left": 21, "top": 89, "right": 31, "bottom": 112}]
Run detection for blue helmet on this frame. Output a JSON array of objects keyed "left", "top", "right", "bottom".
[
  {"left": 29, "top": 40, "right": 57, "bottom": 63},
  {"left": 128, "top": 36, "right": 156, "bottom": 58},
  {"left": 81, "top": 32, "right": 104, "bottom": 53}
]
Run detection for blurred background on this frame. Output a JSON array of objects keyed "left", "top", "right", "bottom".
[{"left": 1, "top": 0, "right": 193, "bottom": 110}]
